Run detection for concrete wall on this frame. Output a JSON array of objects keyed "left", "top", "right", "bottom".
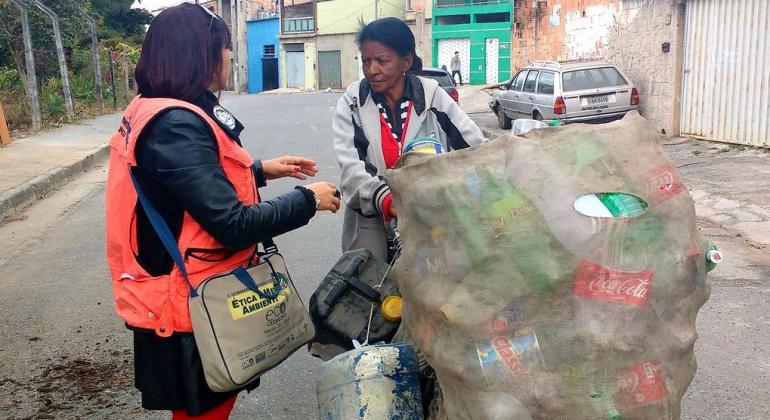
[
  {"left": 279, "top": 39, "right": 317, "bottom": 90},
  {"left": 234, "top": 0, "right": 249, "bottom": 94},
  {"left": 513, "top": 0, "right": 685, "bottom": 135},
  {"left": 316, "top": 33, "right": 361, "bottom": 88},
  {"left": 304, "top": 42, "right": 317, "bottom": 89},
  {"left": 407, "top": 12, "right": 433, "bottom": 71},
  {"left": 317, "top": 0, "right": 403, "bottom": 35},
  {"left": 406, "top": 0, "right": 433, "bottom": 19}
]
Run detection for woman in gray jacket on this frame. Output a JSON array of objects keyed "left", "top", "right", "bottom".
[{"left": 333, "top": 18, "right": 486, "bottom": 263}]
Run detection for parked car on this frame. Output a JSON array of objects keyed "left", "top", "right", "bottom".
[
  {"left": 489, "top": 59, "right": 639, "bottom": 129},
  {"left": 419, "top": 67, "right": 459, "bottom": 103}
]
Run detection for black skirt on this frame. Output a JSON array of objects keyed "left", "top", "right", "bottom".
[{"left": 132, "top": 328, "right": 260, "bottom": 415}]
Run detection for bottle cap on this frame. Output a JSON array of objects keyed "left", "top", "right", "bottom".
[
  {"left": 706, "top": 249, "right": 723, "bottom": 265},
  {"left": 380, "top": 296, "right": 403, "bottom": 322}
]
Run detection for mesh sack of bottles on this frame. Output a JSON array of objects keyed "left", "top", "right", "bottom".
[{"left": 385, "top": 112, "right": 716, "bottom": 420}]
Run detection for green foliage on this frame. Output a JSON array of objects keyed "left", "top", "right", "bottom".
[
  {"left": 92, "top": 0, "right": 152, "bottom": 38},
  {"left": 0, "top": 66, "right": 28, "bottom": 130},
  {"left": 1, "top": 0, "right": 145, "bottom": 131},
  {"left": 69, "top": 73, "right": 95, "bottom": 103},
  {"left": 70, "top": 48, "right": 94, "bottom": 79},
  {"left": 0, "top": 67, "right": 22, "bottom": 91},
  {"left": 41, "top": 77, "right": 67, "bottom": 122}
]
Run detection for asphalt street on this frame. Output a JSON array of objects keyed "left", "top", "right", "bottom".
[{"left": 0, "top": 92, "right": 767, "bottom": 419}]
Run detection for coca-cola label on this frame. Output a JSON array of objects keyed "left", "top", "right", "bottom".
[
  {"left": 573, "top": 261, "right": 653, "bottom": 306},
  {"left": 617, "top": 360, "right": 667, "bottom": 406},
  {"left": 642, "top": 163, "right": 685, "bottom": 205}
]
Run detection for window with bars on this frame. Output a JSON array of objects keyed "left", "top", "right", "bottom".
[{"left": 264, "top": 45, "right": 276, "bottom": 57}]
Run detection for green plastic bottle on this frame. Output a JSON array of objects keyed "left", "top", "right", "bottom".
[
  {"left": 474, "top": 168, "right": 576, "bottom": 295},
  {"left": 706, "top": 245, "right": 723, "bottom": 271},
  {"left": 589, "top": 390, "right": 623, "bottom": 420},
  {"left": 596, "top": 193, "right": 648, "bottom": 217}
]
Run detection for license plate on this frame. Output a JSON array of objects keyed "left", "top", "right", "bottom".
[
  {"left": 581, "top": 94, "right": 615, "bottom": 107},
  {"left": 580, "top": 93, "right": 616, "bottom": 111}
]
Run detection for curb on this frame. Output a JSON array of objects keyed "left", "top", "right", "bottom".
[{"left": 0, "top": 143, "right": 110, "bottom": 222}]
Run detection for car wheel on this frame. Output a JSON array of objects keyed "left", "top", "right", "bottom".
[
  {"left": 533, "top": 111, "right": 543, "bottom": 121},
  {"left": 497, "top": 105, "right": 512, "bottom": 129}
]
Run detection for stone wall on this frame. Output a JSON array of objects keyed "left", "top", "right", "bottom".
[{"left": 513, "top": 0, "right": 685, "bottom": 135}]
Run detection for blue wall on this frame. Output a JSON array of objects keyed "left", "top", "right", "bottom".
[{"left": 247, "top": 18, "right": 280, "bottom": 94}]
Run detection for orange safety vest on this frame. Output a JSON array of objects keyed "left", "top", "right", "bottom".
[{"left": 105, "top": 96, "right": 258, "bottom": 337}]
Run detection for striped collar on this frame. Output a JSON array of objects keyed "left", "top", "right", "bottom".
[{"left": 376, "top": 100, "right": 412, "bottom": 141}]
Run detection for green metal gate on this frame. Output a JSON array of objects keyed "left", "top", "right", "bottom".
[{"left": 318, "top": 50, "right": 342, "bottom": 89}]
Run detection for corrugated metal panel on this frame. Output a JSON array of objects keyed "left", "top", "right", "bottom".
[
  {"left": 318, "top": 50, "right": 342, "bottom": 89},
  {"left": 681, "top": 0, "right": 770, "bottom": 147}
]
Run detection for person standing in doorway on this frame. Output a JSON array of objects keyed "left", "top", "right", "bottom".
[{"left": 451, "top": 51, "right": 463, "bottom": 86}]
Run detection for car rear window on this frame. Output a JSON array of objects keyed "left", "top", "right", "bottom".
[
  {"left": 562, "top": 67, "right": 629, "bottom": 92},
  {"left": 420, "top": 70, "right": 454, "bottom": 87}
]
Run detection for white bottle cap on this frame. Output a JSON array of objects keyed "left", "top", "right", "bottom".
[{"left": 706, "top": 249, "right": 723, "bottom": 264}]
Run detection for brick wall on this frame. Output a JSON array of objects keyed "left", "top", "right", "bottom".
[{"left": 513, "top": 0, "right": 685, "bottom": 135}]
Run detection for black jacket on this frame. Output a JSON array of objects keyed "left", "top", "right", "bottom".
[{"left": 132, "top": 91, "right": 315, "bottom": 276}]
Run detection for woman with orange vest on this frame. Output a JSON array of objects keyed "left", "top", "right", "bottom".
[{"left": 105, "top": 4, "right": 340, "bottom": 419}]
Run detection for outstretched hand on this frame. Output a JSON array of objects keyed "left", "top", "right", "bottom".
[{"left": 262, "top": 156, "right": 319, "bottom": 180}]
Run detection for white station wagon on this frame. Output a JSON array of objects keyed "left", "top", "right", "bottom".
[{"left": 490, "top": 59, "right": 640, "bottom": 128}]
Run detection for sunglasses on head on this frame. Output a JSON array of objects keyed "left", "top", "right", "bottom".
[{"left": 194, "top": 2, "right": 221, "bottom": 30}]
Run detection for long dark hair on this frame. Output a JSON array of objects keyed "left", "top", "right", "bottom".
[
  {"left": 356, "top": 17, "right": 423, "bottom": 73},
  {"left": 135, "top": 3, "right": 232, "bottom": 101}
]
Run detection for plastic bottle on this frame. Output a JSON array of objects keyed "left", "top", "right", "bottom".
[
  {"left": 595, "top": 193, "right": 648, "bottom": 217},
  {"left": 705, "top": 245, "right": 723, "bottom": 271},
  {"left": 589, "top": 390, "right": 623, "bottom": 420},
  {"left": 473, "top": 168, "right": 577, "bottom": 295}
]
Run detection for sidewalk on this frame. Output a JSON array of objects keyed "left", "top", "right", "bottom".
[
  {"left": 0, "top": 112, "right": 122, "bottom": 221},
  {"left": 459, "top": 83, "right": 770, "bottom": 248},
  {"left": 457, "top": 84, "right": 504, "bottom": 139}
]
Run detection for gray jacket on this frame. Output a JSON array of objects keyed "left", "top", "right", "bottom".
[
  {"left": 451, "top": 56, "right": 461, "bottom": 71},
  {"left": 333, "top": 75, "right": 486, "bottom": 262}
]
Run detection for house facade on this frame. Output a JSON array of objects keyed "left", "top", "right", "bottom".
[
  {"left": 510, "top": 0, "right": 769, "bottom": 147},
  {"left": 432, "top": 0, "right": 513, "bottom": 85},
  {"left": 246, "top": 17, "right": 280, "bottom": 94},
  {"left": 279, "top": 0, "right": 317, "bottom": 90},
  {"left": 315, "top": 0, "right": 405, "bottom": 89}
]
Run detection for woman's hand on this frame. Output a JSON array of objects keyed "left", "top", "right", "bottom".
[
  {"left": 262, "top": 156, "right": 319, "bottom": 180},
  {"left": 306, "top": 182, "right": 342, "bottom": 213}
]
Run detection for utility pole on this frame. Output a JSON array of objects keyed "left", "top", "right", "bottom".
[
  {"left": 34, "top": 0, "right": 75, "bottom": 119},
  {"left": 375, "top": 0, "right": 379, "bottom": 19},
  {"left": 230, "top": 0, "right": 240, "bottom": 94},
  {"left": 108, "top": 51, "right": 117, "bottom": 109},
  {"left": 77, "top": 8, "right": 104, "bottom": 112},
  {"left": 10, "top": 0, "right": 41, "bottom": 131}
]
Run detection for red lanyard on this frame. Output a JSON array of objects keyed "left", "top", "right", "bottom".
[{"left": 379, "top": 101, "right": 413, "bottom": 156}]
